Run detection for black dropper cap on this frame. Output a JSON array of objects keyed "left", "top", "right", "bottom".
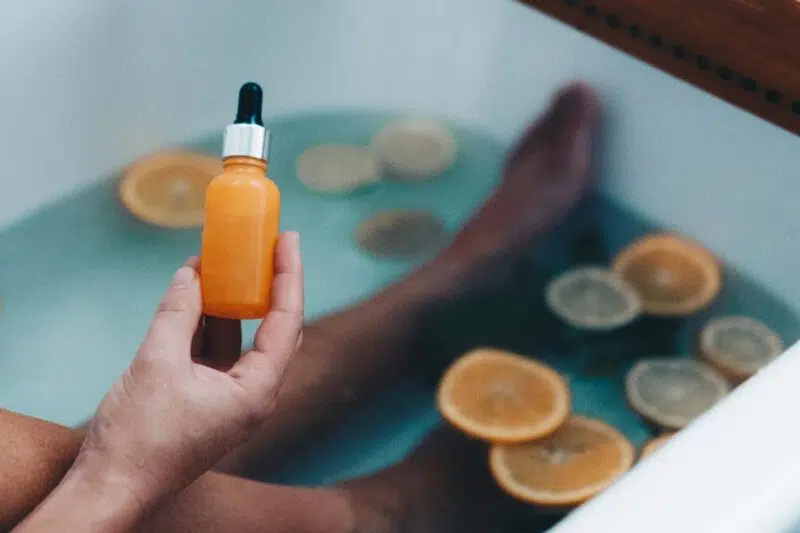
[
  {"left": 222, "top": 82, "right": 268, "bottom": 159},
  {"left": 234, "top": 82, "right": 264, "bottom": 126}
]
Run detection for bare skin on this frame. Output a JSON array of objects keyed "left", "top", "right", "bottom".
[
  {"left": 2, "top": 410, "right": 509, "bottom": 533},
  {"left": 2, "top": 82, "right": 600, "bottom": 532}
]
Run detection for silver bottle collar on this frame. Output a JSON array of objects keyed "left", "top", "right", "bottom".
[{"left": 222, "top": 123, "right": 270, "bottom": 160}]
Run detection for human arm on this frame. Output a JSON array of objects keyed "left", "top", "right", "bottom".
[
  {"left": 13, "top": 232, "right": 304, "bottom": 532},
  {"left": 0, "top": 409, "right": 358, "bottom": 533}
]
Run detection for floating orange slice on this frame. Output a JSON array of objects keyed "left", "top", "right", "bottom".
[
  {"left": 611, "top": 233, "right": 722, "bottom": 317},
  {"left": 119, "top": 150, "right": 221, "bottom": 228},
  {"left": 698, "top": 315, "right": 784, "bottom": 383},
  {"left": 489, "top": 416, "right": 635, "bottom": 507},
  {"left": 370, "top": 118, "right": 457, "bottom": 180},
  {"left": 626, "top": 358, "right": 730, "bottom": 431},
  {"left": 640, "top": 433, "right": 673, "bottom": 459},
  {"left": 436, "top": 348, "right": 570, "bottom": 443},
  {"left": 296, "top": 144, "right": 380, "bottom": 194}
]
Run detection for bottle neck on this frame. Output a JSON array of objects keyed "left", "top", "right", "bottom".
[{"left": 222, "top": 156, "right": 268, "bottom": 174}]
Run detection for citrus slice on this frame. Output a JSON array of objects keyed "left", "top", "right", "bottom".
[
  {"left": 611, "top": 233, "right": 722, "bottom": 316},
  {"left": 436, "top": 348, "right": 570, "bottom": 443},
  {"left": 625, "top": 358, "right": 730, "bottom": 431},
  {"left": 371, "top": 118, "right": 456, "bottom": 180},
  {"left": 698, "top": 315, "right": 784, "bottom": 383},
  {"left": 119, "top": 150, "right": 221, "bottom": 228},
  {"left": 489, "top": 416, "right": 635, "bottom": 506},
  {"left": 545, "top": 266, "right": 643, "bottom": 331},
  {"left": 640, "top": 433, "right": 673, "bottom": 459},
  {"left": 355, "top": 209, "right": 447, "bottom": 259},
  {"left": 296, "top": 144, "right": 380, "bottom": 194}
]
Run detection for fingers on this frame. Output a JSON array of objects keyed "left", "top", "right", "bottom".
[
  {"left": 190, "top": 316, "right": 205, "bottom": 361},
  {"left": 229, "top": 232, "right": 304, "bottom": 400},
  {"left": 139, "top": 257, "right": 203, "bottom": 364},
  {"left": 200, "top": 317, "right": 243, "bottom": 370}
]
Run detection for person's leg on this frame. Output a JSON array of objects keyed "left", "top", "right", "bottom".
[
  {"left": 215, "top": 82, "right": 601, "bottom": 477},
  {"left": 2, "top": 408, "right": 512, "bottom": 533},
  {"left": 143, "top": 427, "right": 514, "bottom": 533}
]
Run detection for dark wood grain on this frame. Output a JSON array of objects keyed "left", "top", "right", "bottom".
[{"left": 518, "top": 0, "right": 800, "bottom": 135}]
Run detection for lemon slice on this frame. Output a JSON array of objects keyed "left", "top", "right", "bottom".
[
  {"left": 437, "top": 348, "right": 571, "bottom": 444},
  {"left": 545, "top": 266, "right": 643, "bottom": 331},
  {"left": 698, "top": 316, "right": 784, "bottom": 383},
  {"left": 489, "top": 416, "right": 635, "bottom": 507},
  {"left": 612, "top": 233, "right": 722, "bottom": 317},
  {"left": 119, "top": 150, "right": 221, "bottom": 229},
  {"left": 354, "top": 209, "right": 447, "bottom": 259},
  {"left": 296, "top": 144, "right": 380, "bottom": 194},
  {"left": 625, "top": 358, "right": 730, "bottom": 431},
  {"left": 371, "top": 118, "right": 456, "bottom": 180}
]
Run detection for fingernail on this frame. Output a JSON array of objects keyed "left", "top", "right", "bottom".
[
  {"left": 293, "top": 233, "right": 302, "bottom": 262},
  {"left": 172, "top": 266, "right": 196, "bottom": 287},
  {"left": 284, "top": 232, "right": 301, "bottom": 258}
]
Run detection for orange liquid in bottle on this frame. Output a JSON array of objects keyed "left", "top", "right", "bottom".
[{"left": 200, "top": 156, "right": 280, "bottom": 320}]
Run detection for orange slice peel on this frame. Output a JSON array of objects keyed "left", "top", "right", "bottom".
[
  {"left": 611, "top": 233, "right": 722, "bottom": 317},
  {"left": 119, "top": 150, "right": 221, "bottom": 229},
  {"left": 489, "top": 416, "right": 635, "bottom": 507},
  {"left": 698, "top": 315, "right": 784, "bottom": 383},
  {"left": 437, "top": 348, "right": 570, "bottom": 444},
  {"left": 545, "top": 266, "right": 643, "bottom": 331},
  {"left": 640, "top": 433, "right": 674, "bottom": 459},
  {"left": 626, "top": 357, "right": 730, "bottom": 431}
]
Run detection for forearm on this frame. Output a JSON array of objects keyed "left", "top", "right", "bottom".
[
  {"left": 13, "top": 465, "right": 144, "bottom": 533},
  {"left": 15, "top": 469, "right": 357, "bottom": 533},
  {"left": 139, "top": 473, "right": 356, "bottom": 533},
  {"left": 0, "top": 409, "right": 359, "bottom": 533}
]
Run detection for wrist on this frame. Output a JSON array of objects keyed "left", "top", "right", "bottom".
[{"left": 15, "top": 460, "right": 148, "bottom": 533}]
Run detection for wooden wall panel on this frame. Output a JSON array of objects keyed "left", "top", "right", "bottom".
[{"left": 518, "top": 0, "right": 800, "bottom": 135}]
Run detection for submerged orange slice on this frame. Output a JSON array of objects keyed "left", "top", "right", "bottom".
[
  {"left": 626, "top": 358, "right": 730, "bottom": 431},
  {"left": 370, "top": 118, "right": 457, "bottom": 180},
  {"left": 489, "top": 416, "right": 635, "bottom": 507},
  {"left": 640, "top": 433, "right": 674, "bottom": 459},
  {"left": 354, "top": 209, "right": 447, "bottom": 259},
  {"left": 545, "top": 266, "right": 643, "bottom": 331},
  {"left": 437, "top": 348, "right": 570, "bottom": 443},
  {"left": 611, "top": 233, "right": 722, "bottom": 317},
  {"left": 698, "top": 315, "right": 784, "bottom": 383},
  {"left": 119, "top": 150, "right": 221, "bottom": 228},
  {"left": 296, "top": 144, "right": 380, "bottom": 194}
]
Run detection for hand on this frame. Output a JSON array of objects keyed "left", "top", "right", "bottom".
[{"left": 74, "top": 232, "right": 303, "bottom": 518}]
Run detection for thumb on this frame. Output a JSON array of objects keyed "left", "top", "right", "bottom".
[{"left": 138, "top": 257, "right": 202, "bottom": 364}]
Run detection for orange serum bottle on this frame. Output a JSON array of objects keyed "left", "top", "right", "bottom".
[{"left": 200, "top": 82, "right": 280, "bottom": 319}]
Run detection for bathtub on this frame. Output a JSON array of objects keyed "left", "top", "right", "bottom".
[{"left": 1, "top": 0, "right": 799, "bottom": 531}]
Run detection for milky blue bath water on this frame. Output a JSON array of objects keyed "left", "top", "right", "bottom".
[{"left": 0, "top": 110, "right": 796, "bottom": 490}]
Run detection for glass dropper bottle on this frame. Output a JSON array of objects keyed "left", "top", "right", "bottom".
[{"left": 200, "top": 82, "right": 281, "bottom": 319}]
